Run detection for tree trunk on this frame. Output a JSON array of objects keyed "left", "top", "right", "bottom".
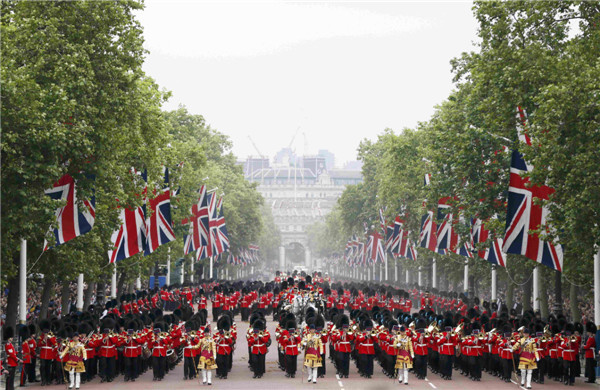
[
  {"left": 4, "top": 262, "right": 20, "bottom": 329},
  {"left": 569, "top": 283, "right": 580, "bottom": 322},
  {"left": 553, "top": 270, "right": 562, "bottom": 316},
  {"left": 522, "top": 273, "right": 532, "bottom": 312},
  {"left": 96, "top": 282, "right": 105, "bottom": 305},
  {"left": 39, "top": 277, "right": 54, "bottom": 320},
  {"left": 116, "top": 272, "right": 126, "bottom": 301},
  {"left": 506, "top": 281, "right": 514, "bottom": 309},
  {"left": 60, "top": 280, "right": 70, "bottom": 317},
  {"left": 83, "top": 282, "right": 95, "bottom": 309},
  {"left": 539, "top": 271, "right": 549, "bottom": 320}
]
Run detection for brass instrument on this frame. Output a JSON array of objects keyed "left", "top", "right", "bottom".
[
  {"left": 451, "top": 323, "right": 463, "bottom": 337},
  {"left": 409, "top": 321, "right": 415, "bottom": 329}
]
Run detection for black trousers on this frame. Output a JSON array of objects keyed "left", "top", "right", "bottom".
[
  {"left": 440, "top": 354, "right": 453, "bottom": 378},
  {"left": 358, "top": 354, "right": 374, "bottom": 376},
  {"left": 339, "top": 352, "right": 350, "bottom": 376},
  {"left": 40, "top": 359, "right": 52, "bottom": 384},
  {"left": 285, "top": 354, "right": 297, "bottom": 375},
  {"left": 252, "top": 353, "right": 265, "bottom": 376},
  {"left": 317, "top": 353, "right": 326, "bottom": 377},
  {"left": 414, "top": 354, "right": 427, "bottom": 378},
  {"left": 585, "top": 357, "right": 596, "bottom": 382},
  {"left": 501, "top": 358, "right": 513, "bottom": 381},
  {"left": 216, "top": 353, "right": 228, "bottom": 378},
  {"left": 99, "top": 356, "right": 116, "bottom": 380},
  {"left": 84, "top": 357, "right": 96, "bottom": 380},
  {"left": 469, "top": 356, "right": 481, "bottom": 379},
  {"left": 184, "top": 356, "right": 196, "bottom": 378},
  {"left": 124, "top": 356, "right": 138, "bottom": 379},
  {"left": 533, "top": 356, "right": 547, "bottom": 383},
  {"left": 54, "top": 360, "right": 64, "bottom": 383},
  {"left": 6, "top": 366, "right": 16, "bottom": 390},
  {"left": 152, "top": 356, "right": 166, "bottom": 379},
  {"left": 562, "top": 360, "right": 576, "bottom": 384}
]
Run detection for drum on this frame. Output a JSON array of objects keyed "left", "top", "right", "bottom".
[
  {"left": 166, "top": 349, "right": 177, "bottom": 364},
  {"left": 142, "top": 346, "right": 151, "bottom": 359}
]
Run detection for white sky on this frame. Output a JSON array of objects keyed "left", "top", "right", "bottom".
[{"left": 137, "top": 1, "right": 479, "bottom": 167}]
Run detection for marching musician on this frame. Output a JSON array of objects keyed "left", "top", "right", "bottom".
[
  {"left": 215, "top": 318, "right": 234, "bottom": 379},
  {"left": 412, "top": 321, "right": 430, "bottom": 380},
  {"left": 182, "top": 326, "right": 198, "bottom": 380},
  {"left": 393, "top": 325, "right": 414, "bottom": 385},
  {"left": 247, "top": 319, "right": 270, "bottom": 378},
  {"left": 302, "top": 324, "right": 324, "bottom": 384},
  {"left": 560, "top": 325, "right": 579, "bottom": 386},
  {"left": 515, "top": 327, "right": 539, "bottom": 389},
  {"left": 60, "top": 332, "right": 87, "bottom": 390},
  {"left": 356, "top": 320, "right": 377, "bottom": 379},
  {"left": 195, "top": 326, "right": 217, "bottom": 385},
  {"left": 148, "top": 327, "right": 168, "bottom": 381},
  {"left": 19, "top": 325, "right": 34, "bottom": 386},
  {"left": 279, "top": 321, "right": 301, "bottom": 378},
  {"left": 332, "top": 319, "right": 353, "bottom": 378},
  {"left": 123, "top": 327, "right": 142, "bottom": 382},
  {"left": 38, "top": 321, "right": 57, "bottom": 386}
]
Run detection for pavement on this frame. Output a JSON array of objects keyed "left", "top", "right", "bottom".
[{"left": 14, "top": 307, "right": 599, "bottom": 390}]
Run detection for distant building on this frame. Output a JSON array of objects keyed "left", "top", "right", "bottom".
[{"left": 242, "top": 150, "right": 362, "bottom": 270}]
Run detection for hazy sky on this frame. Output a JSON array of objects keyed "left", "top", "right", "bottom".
[{"left": 137, "top": 1, "right": 479, "bottom": 167}]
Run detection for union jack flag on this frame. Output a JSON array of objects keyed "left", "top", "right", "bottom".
[
  {"left": 145, "top": 168, "right": 175, "bottom": 255},
  {"left": 386, "top": 215, "right": 404, "bottom": 254},
  {"left": 436, "top": 197, "right": 458, "bottom": 254},
  {"left": 419, "top": 210, "right": 437, "bottom": 251},
  {"left": 183, "top": 186, "right": 212, "bottom": 256},
  {"left": 470, "top": 218, "right": 490, "bottom": 259},
  {"left": 398, "top": 233, "right": 418, "bottom": 260},
  {"left": 210, "top": 196, "right": 229, "bottom": 256},
  {"left": 503, "top": 106, "right": 563, "bottom": 271},
  {"left": 109, "top": 206, "right": 147, "bottom": 263},
  {"left": 43, "top": 174, "right": 95, "bottom": 251},
  {"left": 108, "top": 170, "right": 147, "bottom": 263},
  {"left": 366, "top": 230, "right": 385, "bottom": 265},
  {"left": 484, "top": 238, "right": 506, "bottom": 267}
]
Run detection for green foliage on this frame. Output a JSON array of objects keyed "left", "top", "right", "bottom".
[{"left": 327, "top": 1, "right": 599, "bottom": 297}]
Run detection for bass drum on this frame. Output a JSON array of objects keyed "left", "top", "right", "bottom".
[
  {"left": 142, "top": 346, "right": 151, "bottom": 359},
  {"left": 166, "top": 349, "right": 177, "bottom": 364}
]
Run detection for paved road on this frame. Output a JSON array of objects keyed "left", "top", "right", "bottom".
[{"left": 21, "top": 310, "right": 598, "bottom": 390}]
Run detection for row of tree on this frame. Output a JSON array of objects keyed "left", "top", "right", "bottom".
[
  {"left": 1, "top": 1, "right": 280, "bottom": 329},
  {"left": 308, "top": 1, "right": 599, "bottom": 321}
]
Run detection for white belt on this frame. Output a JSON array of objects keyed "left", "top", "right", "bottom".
[
  {"left": 101, "top": 346, "right": 114, "bottom": 348},
  {"left": 563, "top": 349, "right": 575, "bottom": 352},
  {"left": 339, "top": 342, "right": 350, "bottom": 344},
  {"left": 254, "top": 344, "right": 264, "bottom": 347},
  {"left": 218, "top": 344, "right": 230, "bottom": 347},
  {"left": 417, "top": 344, "right": 427, "bottom": 347},
  {"left": 285, "top": 345, "right": 297, "bottom": 349},
  {"left": 41, "top": 346, "right": 53, "bottom": 349},
  {"left": 125, "top": 347, "right": 137, "bottom": 349},
  {"left": 363, "top": 344, "right": 373, "bottom": 346}
]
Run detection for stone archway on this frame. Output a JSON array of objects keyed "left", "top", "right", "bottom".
[{"left": 279, "top": 236, "right": 312, "bottom": 271}]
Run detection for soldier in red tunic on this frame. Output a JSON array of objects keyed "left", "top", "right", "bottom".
[
  {"left": 583, "top": 321, "right": 597, "bottom": 383},
  {"left": 3, "top": 326, "right": 21, "bottom": 390}
]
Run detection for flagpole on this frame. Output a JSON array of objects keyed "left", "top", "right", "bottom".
[
  {"left": 418, "top": 266, "right": 422, "bottom": 288},
  {"left": 432, "top": 258, "right": 437, "bottom": 289},
  {"left": 384, "top": 252, "right": 388, "bottom": 281},
  {"left": 111, "top": 263, "right": 117, "bottom": 299},
  {"left": 180, "top": 259, "right": 185, "bottom": 284},
  {"left": 190, "top": 259, "right": 194, "bottom": 283},
  {"left": 491, "top": 265, "right": 497, "bottom": 302},
  {"left": 210, "top": 256, "right": 214, "bottom": 279},
  {"left": 19, "top": 239, "right": 27, "bottom": 324},
  {"left": 532, "top": 265, "right": 539, "bottom": 311},
  {"left": 136, "top": 275, "right": 141, "bottom": 290},
  {"left": 594, "top": 246, "right": 600, "bottom": 325},
  {"left": 463, "top": 260, "right": 469, "bottom": 294},
  {"left": 394, "top": 259, "right": 398, "bottom": 283},
  {"left": 167, "top": 246, "right": 171, "bottom": 287},
  {"left": 77, "top": 273, "right": 84, "bottom": 311}
]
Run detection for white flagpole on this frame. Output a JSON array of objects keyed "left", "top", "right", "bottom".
[
  {"left": 77, "top": 273, "right": 84, "bottom": 311},
  {"left": 594, "top": 246, "right": 600, "bottom": 325},
  {"left": 19, "top": 239, "right": 27, "bottom": 324},
  {"left": 533, "top": 265, "right": 539, "bottom": 311},
  {"left": 491, "top": 265, "right": 497, "bottom": 302}
]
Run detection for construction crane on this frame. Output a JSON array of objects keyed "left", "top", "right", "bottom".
[
  {"left": 247, "top": 136, "right": 266, "bottom": 184},
  {"left": 303, "top": 132, "right": 309, "bottom": 156},
  {"left": 287, "top": 126, "right": 301, "bottom": 150}
]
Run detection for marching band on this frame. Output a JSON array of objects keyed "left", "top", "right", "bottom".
[{"left": 1, "top": 270, "right": 598, "bottom": 388}]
